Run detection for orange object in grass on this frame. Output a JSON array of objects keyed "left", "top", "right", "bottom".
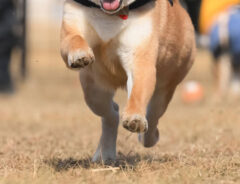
[{"left": 182, "top": 81, "right": 204, "bottom": 103}]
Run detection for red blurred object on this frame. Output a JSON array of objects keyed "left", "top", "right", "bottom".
[
  {"left": 119, "top": 14, "right": 128, "bottom": 20},
  {"left": 181, "top": 81, "right": 204, "bottom": 103}
]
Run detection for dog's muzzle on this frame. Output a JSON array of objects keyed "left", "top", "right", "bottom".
[{"left": 100, "top": 0, "right": 123, "bottom": 14}]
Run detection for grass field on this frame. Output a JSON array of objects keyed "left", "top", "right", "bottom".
[{"left": 0, "top": 26, "right": 240, "bottom": 183}]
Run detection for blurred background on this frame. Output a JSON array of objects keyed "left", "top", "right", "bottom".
[
  {"left": 0, "top": 0, "right": 240, "bottom": 183},
  {"left": 0, "top": 0, "right": 65, "bottom": 93}
]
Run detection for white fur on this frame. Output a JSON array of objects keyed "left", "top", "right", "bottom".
[
  {"left": 87, "top": 10, "right": 128, "bottom": 42},
  {"left": 64, "top": 0, "right": 153, "bottom": 44},
  {"left": 64, "top": 0, "right": 127, "bottom": 43},
  {"left": 127, "top": 71, "right": 133, "bottom": 98},
  {"left": 119, "top": 15, "right": 153, "bottom": 48}
]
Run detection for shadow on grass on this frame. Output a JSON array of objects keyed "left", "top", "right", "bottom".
[
  {"left": 45, "top": 152, "right": 177, "bottom": 172},
  {"left": 45, "top": 157, "right": 92, "bottom": 171}
]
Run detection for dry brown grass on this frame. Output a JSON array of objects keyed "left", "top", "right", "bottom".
[{"left": 0, "top": 25, "right": 240, "bottom": 183}]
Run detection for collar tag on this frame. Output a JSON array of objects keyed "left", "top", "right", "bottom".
[
  {"left": 117, "top": 7, "right": 129, "bottom": 20},
  {"left": 119, "top": 14, "right": 128, "bottom": 20}
]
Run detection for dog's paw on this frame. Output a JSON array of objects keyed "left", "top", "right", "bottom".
[
  {"left": 67, "top": 49, "right": 95, "bottom": 69},
  {"left": 121, "top": 114, "right": 148, "bottom": 133},
  {"left": 138, "top": 128, "right": 159, "bottom": 147}
]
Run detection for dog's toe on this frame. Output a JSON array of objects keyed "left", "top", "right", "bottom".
[
  {"left": 122, "top": 114, "right": 148, "bottom": 133},
  {"left": 68, "top": 49, "right": 94, "bottom": 70}
]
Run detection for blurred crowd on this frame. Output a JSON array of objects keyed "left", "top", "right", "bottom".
[{"left": 0, "top": 0, "right": 239, "bottom": 98}]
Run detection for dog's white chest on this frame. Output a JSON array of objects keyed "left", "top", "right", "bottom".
[{"left": 87, "top": 11, "right": 128, "bottom": 42}]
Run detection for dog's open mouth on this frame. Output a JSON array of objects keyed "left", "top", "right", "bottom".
[{"left": 100, "top": 0, "right": 123, "bottom": 13}]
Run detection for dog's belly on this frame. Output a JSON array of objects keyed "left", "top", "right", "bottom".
[{"left": 91, "top": 48, "right": 128, "bottom": 90}]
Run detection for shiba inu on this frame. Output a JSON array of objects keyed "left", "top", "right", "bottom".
[{"left": 60, "top": 0, "right": 195, "bottom": 162}]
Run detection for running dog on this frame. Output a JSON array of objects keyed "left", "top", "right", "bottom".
[{"left": 60, "top": 0, "right": 195, "bottom": 162}]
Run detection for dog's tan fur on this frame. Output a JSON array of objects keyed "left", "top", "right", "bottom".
[{"left": 60, "top": 0, "right": 195, "bottom": 162}]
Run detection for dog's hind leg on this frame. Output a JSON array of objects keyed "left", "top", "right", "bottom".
[
  {"left": 138, "top": 86, "right": 175, "bottom": 147},
  {"left": 80, "top": 71, "right": 119, "bottom": 163}
]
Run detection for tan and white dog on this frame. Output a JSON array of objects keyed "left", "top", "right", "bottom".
[{"left": 60, "top": 0, "right": 195, "bottom": 162}]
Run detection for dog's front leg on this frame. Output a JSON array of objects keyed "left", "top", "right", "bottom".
[
  {"left": 60, "top": 22, "right": 95, "bottom": 70},
  {"left": 121, "top": 44, "right": 158, "bottom": 133},
  {"left": 80, "top": 71, "right": 119, "bottom": 163}
]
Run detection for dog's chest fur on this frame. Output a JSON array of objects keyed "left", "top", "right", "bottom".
[
  {"left": 89, "top": 11, "right": 153, "bottom": 89},
  {"left": 87, "top": 10, "right": 128, "bottom": 42},
  {"left": 64, "top": 2, "right": 153, "bottom": 45}
]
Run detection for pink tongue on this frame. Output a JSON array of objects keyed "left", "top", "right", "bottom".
[{"left": 102, "top": 0, "right": 120, "bottom": 11}]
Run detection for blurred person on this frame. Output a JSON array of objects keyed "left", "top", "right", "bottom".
[
  {"left": 0, "top": 0, "right": 26, "bottom": 93},
  {"left": 183, "top": 0, "right": 240, "bottom": 98},
  {"left": 182, "top": 0, "right": 240, "bottom": 47},
  {"left": 199, "top": 0, "right": 239, "bottom": 34},
  {"left": 0, "top": 0, "right": 16, "bottom": 93},
  {"left": 179, "top": 0, "right": 240, "bottom": 101},
  {"left": 209, "top": 6, "right": 240, "bottom": 98},
  {"left": 198, "top": 0, "right": 239, "bottom": 48}
]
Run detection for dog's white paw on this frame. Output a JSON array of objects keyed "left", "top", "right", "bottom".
[
  {"left": 121, "top": 114, "right": 148, "bottom": 133},
  {"left": 67, "top": 49, "right": 95, "bottom": 69}
]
